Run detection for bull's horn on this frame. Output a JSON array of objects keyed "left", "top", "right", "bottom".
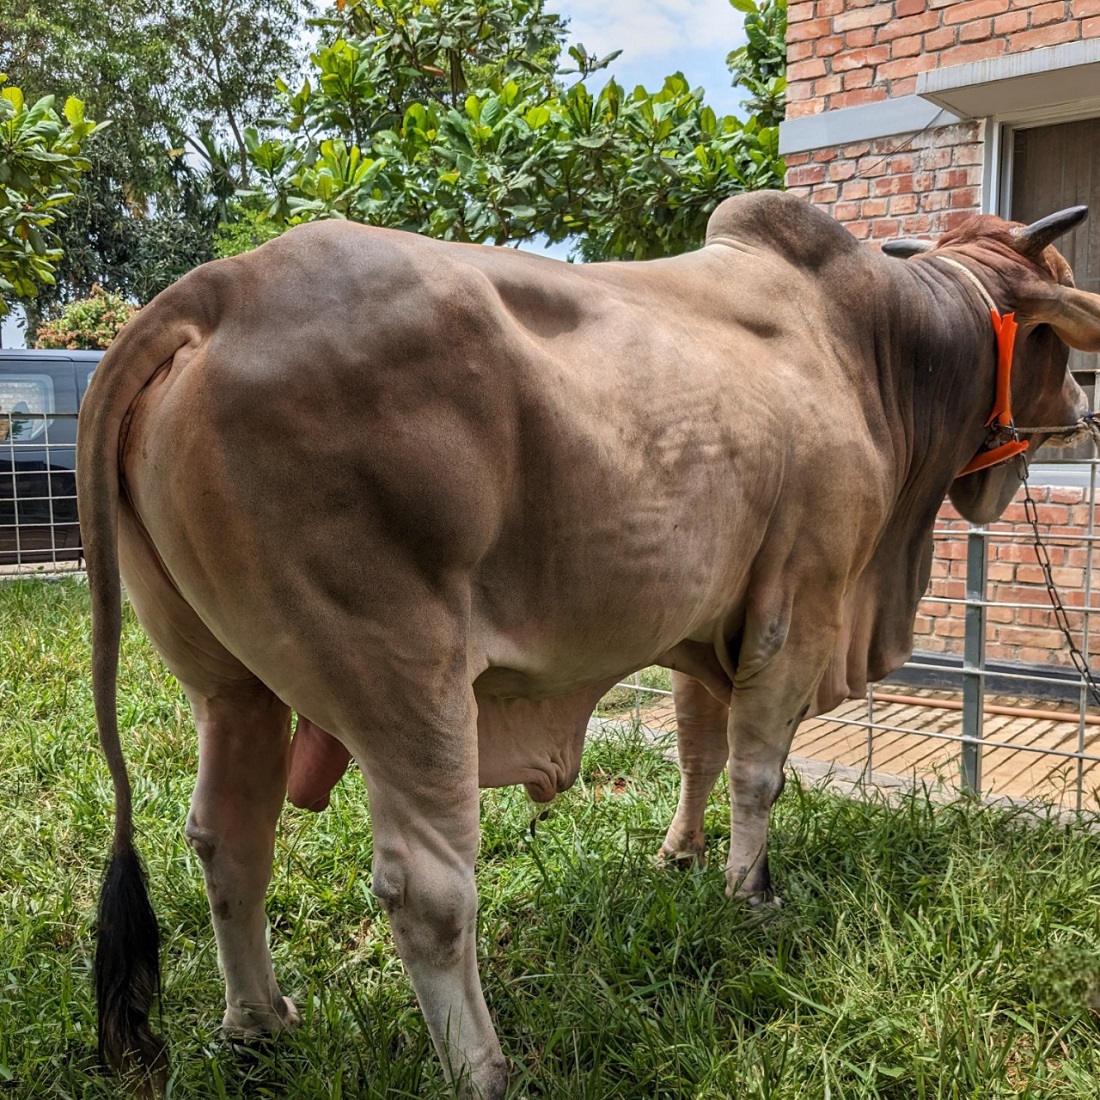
[
  {"left": 1013, "top": 205, "right": 1088, "bottom": 257},
  {"left": 881, "top": 239, "right": 934, "bottom": 258}
]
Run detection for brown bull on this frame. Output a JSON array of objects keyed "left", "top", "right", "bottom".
[{"left": 78, "top": 191, "right": 1100, "bottom": 1098}]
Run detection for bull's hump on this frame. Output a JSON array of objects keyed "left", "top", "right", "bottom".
[{"left": 705, "top": 191, "right": 862, "bottom": 272}]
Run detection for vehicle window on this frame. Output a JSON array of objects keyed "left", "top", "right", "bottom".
[{"left": 0, "top": 374, "right": 55, "bottom": 443}]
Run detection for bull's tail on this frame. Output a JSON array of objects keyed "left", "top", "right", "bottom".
[{"left": 77, "top": 262, "right": 231, "bottom": 1091}]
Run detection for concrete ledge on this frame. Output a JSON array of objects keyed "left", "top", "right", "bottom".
[
  {"left": 779, "top": 95, "right": 957, "bottom": 155},
  {"left": 918, "top": 39, "right": 1100, "bottom": 119}
]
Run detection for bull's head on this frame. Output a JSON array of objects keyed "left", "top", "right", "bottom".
[{"left": 884, "top": 207, "right": 1100, "bottom": 524}]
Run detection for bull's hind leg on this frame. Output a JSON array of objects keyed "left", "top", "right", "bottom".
[
  {"left": 659, "top": 671, "right": 730, "bottom": 868},
  {"left": 183, "top": 683, "right": 300, "bottom": 1038},
  {"left": 343, "top": 685, "right": 505, "bottom": 1100}
]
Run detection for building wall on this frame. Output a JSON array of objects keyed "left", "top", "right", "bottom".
[
  {"left": 917, "top": 486, "right": 1100, "bottom": 671},
  {"left": 783, "top": 0, "right": 1100, "bottom": 238}
]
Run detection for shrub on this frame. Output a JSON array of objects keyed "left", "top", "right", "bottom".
[{"left": 35, "top": 285, "right": 138, "bottom": 349}]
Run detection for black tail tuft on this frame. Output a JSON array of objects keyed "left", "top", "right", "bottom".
[{"left": 95, "top": 845, "right": 168, "bottom": 1093}]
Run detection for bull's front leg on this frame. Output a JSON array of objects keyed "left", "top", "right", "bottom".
[
  {"left": 659, "top": 671, "right": 730, "bottom": 868},
  {"left": 725, "top": 605, "right": 836, "bottom": 904}
]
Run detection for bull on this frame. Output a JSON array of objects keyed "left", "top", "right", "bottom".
[{"left": 77, "top": 191, "right": 1100, "bottom": 1098}]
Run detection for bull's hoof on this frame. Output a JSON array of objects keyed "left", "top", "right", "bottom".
[
  {"left": 223, "top": 995, "right": 300, "bottom": 1042},
  {"left": 655, "top": 843, "right": 706, "bottom": 871}
]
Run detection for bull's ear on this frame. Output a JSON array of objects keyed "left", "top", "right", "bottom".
[
  {"left": 1012, "top": 205, "right": 1088, "bottom": 258},
  {"left": 881, "top": 239, "right": 934, "bottom": 258},
  {"left": 1015, "top": 285, "right": 1100, "bottom": 351}
]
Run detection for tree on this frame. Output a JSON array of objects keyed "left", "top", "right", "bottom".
[
  {"left": 727, "top": 0, "right": 787, "bottom": 130},
  {"left": 0, "top": 0, "right": 312, "bottom": 317},
  {"left": 0, "top": 81, "right": 102, "bottom": 318},
  {"left": 243, "top": 0, "right": 784, "bottom": 261},
  {"left": 35, "top": 284, "right": 138, "bottom": 348}
]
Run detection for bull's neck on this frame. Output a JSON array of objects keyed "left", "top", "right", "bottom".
[{"left": 879, "top": 254, "right": 1002, "bottom": 504}]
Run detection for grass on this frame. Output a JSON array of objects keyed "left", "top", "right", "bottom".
[{"left": 3, "top": 578, "right": 1100, "bottom": 1098}]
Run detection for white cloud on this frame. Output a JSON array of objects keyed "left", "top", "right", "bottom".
[
  {"left": 557, "top": 0, "right": 746, "bottom": 64},
  {"left": 553, "top": 0, "right": 748, "bottom": 116}
]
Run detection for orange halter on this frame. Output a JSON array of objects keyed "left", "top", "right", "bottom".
[{"left": 956, "top": 308, "right": 1029, "bottom": 477}]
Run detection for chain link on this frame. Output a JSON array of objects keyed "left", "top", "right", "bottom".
[{"left": 1016, "top": 452, "right": 1100, "bottom": 712}]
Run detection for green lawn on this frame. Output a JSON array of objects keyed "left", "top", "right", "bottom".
[{"left": 3, "top": 578, "right": 1100, "bottom": 1098}]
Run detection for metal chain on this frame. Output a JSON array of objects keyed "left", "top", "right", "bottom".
[{"left": 1016, "top": 451, "right": 1100, "bottom": 711}]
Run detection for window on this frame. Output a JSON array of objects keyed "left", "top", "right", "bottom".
[{"left": 0, "top": 374, "right": 56, "bottom": 444}]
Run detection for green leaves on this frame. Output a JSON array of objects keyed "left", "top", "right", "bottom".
[
  {"left": 0, "top": 80, "right": 104, "bottom": 316},
  {"left": 239, "top": 0, "right": 786, "bottom": 260}
]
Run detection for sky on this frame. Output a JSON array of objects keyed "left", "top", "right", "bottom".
[
  {"left": 553, "top": 0, "right": 746, "bottom": 117},
  {"left": 3, "top": 0, "right": 747, "bottom": 346}
]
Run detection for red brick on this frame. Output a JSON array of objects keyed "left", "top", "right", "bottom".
[
  {"left": 828, "top": 160, "right": 857, "bottom": 181},
  {"left": 1049, "top": 487, "right": 1087, "bottom": 504},
  {"left": 831, "top": 45, "right": 891, "bottom": 70},
  {"left": 788, "top": 164, "right": 827, "bottom": 186},
  {"left": 1008, "top": 21, "right": 1082, "bottom": 47},
  {"left": 816, "top": 0, "right": 846, "bottom": 14},
  {"left": 1072, "top": 0, "right": 1100, "bottom": 15},
  {"left": 844, "top": 69, "right": 875, "bottom": 89},
  {"left": 879, "top": 54, "right": 939, "bottom": 79},
  {"left": 939, "top": 39, "right": 1009, "bottom": 65},
  {"left": 1030, "top": 0, "right": 1070, "bottom": 23},
  {"left": 936, "top": 167, "right": 976, "bottom": 188},
  {"left": 813, "top": 183, "right": 840, "bottom": 203},
  {"left": 862, "top": 197, "right": 890, "bottom": 216},
  {"left": 846, "top": 220, "right": 872, "bottom": 239},
  {"left": 831, "top": 87, "right": 889, "bottom": 108},
  {"left": 875, "top": 174, "right": 916, "bottom": 196},
  {"left": 920, "top": 147, "right": 954, "bottom": 169},
  {"left": 786, "top": 185, "right": 813, "bottom": 201},
  {"left": 845, "top": 27, "right": 878, "bottom": 46},
  {"left": 960, "top": 17, "right": 993, "bottom": 38},
  {"left": 892, "top": 76, "right": 919, "bottom": 94},
  {"left": 787, "top": 0, "right": 817, "bottom": 21},
  {"left": 944, "top": 0, "right": 1010, "bottom": 22},
  {"left": 788, "top": 41, "right": 817, "bottom": 62},
  {"left": 789, "top": 17, "right": 833, "bottom": 41},
  {"left": 842, "top": 178, "right": 871, "bottom": 199},
  {"left": 889, "top": 194, "right": 919, "bottom": 215},
  {"left": 892, "top": 33, "right": 924, "bottom": 56},
  {"left": 785, "top": 102, "right": 819, "bottom": 119},
  {"left": 993, "top": 9, "right": 1029, "bottom": 30},
  {"left": 901, "top": 213, "right": 934, "bottom": 233},
  {"left": 785, "top": 151, "right": 812, "bottom": 167},
  {"left": 834, "top": 200, "right": 862, "bottom": 221},
  {"left": 789, "top": 58, "right": 829, "bottom": 81},
  {"left": 812, "top": 146, "right": 840, "bottom": 162},
  {"left": 871, "top": 218, "right": 903, "bottom": 237},
  {"left": 897, "top": 0, "right": 928, "bottom": 13},
  {"left": 835, "top": 6, "right": 895, "bottom": 29},
  {"left": 952, "top": 143, "right": 984, "bottom": 165},
  {"left": 878, "top": 11, "right": 941, "bottom": 39},
  {"left": 924, "top": 25, "right": 958, "bottom": 48},
  {"left": 814, "top": 74, "right": 844, "bottom": 96},
  {"left": 1083, "top": 14, "right": 1100, "bottom": 32},
  {"left": 816, "top": 35, "right": 845, "bottom": 56}
]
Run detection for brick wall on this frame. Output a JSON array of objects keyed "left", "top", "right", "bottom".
[
  {"left": 786, "top": 121, "right": 984, "bottom": 240},
  {"left": 914, "top": 484, "right": 1099, "bottom": 673},
  {"left": 786, "top": 0, "right": 1100, "bottom": 122},
  {"left": 784, "top": 0, "right": 1100, "bottom": 236}
]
